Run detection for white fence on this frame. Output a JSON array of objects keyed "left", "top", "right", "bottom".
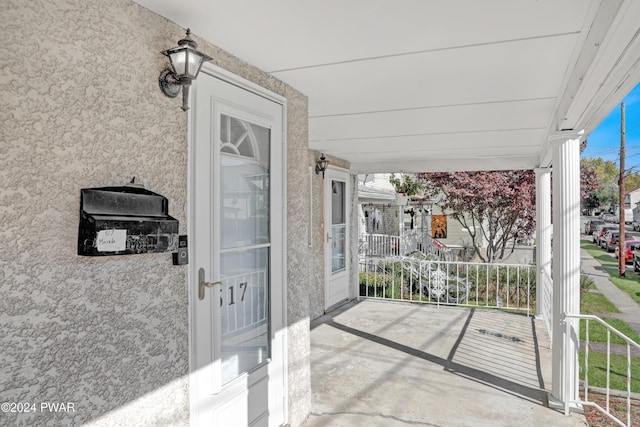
[
  {"left": 361, "top": 233, "right": 402, "bottom": 257},
  {"left": 359, "top": 255, "right": 535, "bottom": 314}
]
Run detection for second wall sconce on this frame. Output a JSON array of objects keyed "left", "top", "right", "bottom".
[
  {"left": 315, "top": 154, "right": 329, "bottom": 178},
  {"left": 159, "top": 28, "right": 212, "bottom": 111}
]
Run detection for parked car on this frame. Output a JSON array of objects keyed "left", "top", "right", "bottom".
[
  {"left": 601, "top": 213, "right": 616, "bottom": 223},
  {"left": 601, "top": 230, "right": 618, "bottom": 251},
  {"left": 633, "top": 220, "right": 640, "bottom": 232},
  {"left": 627, "top": 231, "right": 640, "bottom": 240},
  {"left": 584, "top": 219, "right": 604, "bottom": 234},
  {"left": 592, "top": 224, "right": 618, "bottom": 245},
  {"left": 615, "top": 240, "right": 640, "bottom": 263},
  {"left": 632, "top": 246, "right": 640, "bottom": 272},
  {"left": 603, "top": 231, "right": 640, "bottom": 252}
]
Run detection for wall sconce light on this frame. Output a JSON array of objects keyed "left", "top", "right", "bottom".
[
  {"left": 315, "top": 154, "right": 329, "bottom": 178},
  {"left": 159, "top": 28, "right": 212, "bottom": 111}
]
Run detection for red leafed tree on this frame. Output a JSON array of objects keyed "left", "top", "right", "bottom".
[
  {"left": 579, "top": 161, "right": 600, "bottom": 210},
  {"left": 416, "top": 171, "right": 536, "bottom": 263}
]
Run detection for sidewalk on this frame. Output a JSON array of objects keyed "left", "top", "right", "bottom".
[{"left": 580, "top": 247, "right": 640, "bottom": 336}]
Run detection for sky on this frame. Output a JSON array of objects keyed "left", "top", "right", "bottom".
[{"left": 581, "top": 83, "right": 640, "bottom": 169}]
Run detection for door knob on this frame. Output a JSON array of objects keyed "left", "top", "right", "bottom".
[{"left": 199, "top": 268, "right": 221, "bottom": 300}]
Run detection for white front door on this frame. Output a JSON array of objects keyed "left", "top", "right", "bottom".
[
  {"left": 324, "top": 167, "right": 350, "bottom": 309},
  {"left": 190, "top": 67, "right": 286, "bottom": 427}
]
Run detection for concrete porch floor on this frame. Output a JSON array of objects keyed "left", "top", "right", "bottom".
[{"left": 305, "top": 299, "right": 588, "bottom": 427}]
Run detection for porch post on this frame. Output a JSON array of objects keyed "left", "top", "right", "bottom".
[
  {"left": 550, "top": 131, "right": 582, "bottom": 406},
  {"left": 534, "top": 168, "right": 552, "bottom": 327}
]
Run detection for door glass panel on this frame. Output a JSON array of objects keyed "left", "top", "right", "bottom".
[
  {"left": 332, "top": 225, "right": 346, "bottom": 272},
  {"left": 331, "top": 180, "right": 346, "bottom": 273},
  {"left": 220, "top": 115, "right": 270, "bottom": 249},
  {"left": 219, "top": 114, "right": 271, "bottom": 385},
  {"left": 332, "top": 181, "right": 345, "bottom": 224},
  {"left": 220, "top": 248, "right": 270, "bottom": 385}
]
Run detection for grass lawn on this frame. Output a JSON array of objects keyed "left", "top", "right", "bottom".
[
  {"left": 579, "top": 350, "right": 640, "bottom": 394},
  {"left": 580, "top": 317, "right": 640, "bottom": 346},
  {"left": 581, "top": 291, "right": 619, "bottom": 315},
  {"left": 581, "top": 240, "right": 640, "bottom": 305},
  {"left": 609, "top": 275, "right": 640, "bottom": 306}
]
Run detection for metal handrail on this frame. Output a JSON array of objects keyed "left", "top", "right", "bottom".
[{"left": 564, "top": 313, "right": 640, "bottom": 427}]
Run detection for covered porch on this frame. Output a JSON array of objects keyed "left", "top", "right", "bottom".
[
  {"left": 306, "top": 299, "right": 587, "bottom": 426},
  {"left": 6, "top": 0, "right": 640, "bottom": 426},
  {"left": 127, "top": 0, "right": 640, "bottom": 425}
]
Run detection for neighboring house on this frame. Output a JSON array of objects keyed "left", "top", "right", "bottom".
[
  {"left": 358, "top": 173, "right": 398, "bottom": 237},
  {"left": 358, "top": 173, "right": 478, "bottom": 260},
  {"left": 626, "top": 188, "right": 640, "bottom": 210},
  {"left": 627, "top": 188, "right": 640, "bottom": 221}
]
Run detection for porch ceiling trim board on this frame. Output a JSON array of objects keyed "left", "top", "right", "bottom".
[{"left": 349, "top": 156, "right": 538, "bottom": 174}]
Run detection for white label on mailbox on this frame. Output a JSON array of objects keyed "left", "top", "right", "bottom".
[{"left": 97, "top": 229, "right": 127, "bottom": 252}]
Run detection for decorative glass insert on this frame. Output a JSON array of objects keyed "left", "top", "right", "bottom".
[{"left": 220, "top": 114, "right": 261, "bottom": 160}]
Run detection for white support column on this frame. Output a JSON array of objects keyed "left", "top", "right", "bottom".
[
  {"left": 550, "top": 132, "right": 582, "bottom": 406},
  {"left": 535, "top": 168, "right": 552, "bottom": 333}
]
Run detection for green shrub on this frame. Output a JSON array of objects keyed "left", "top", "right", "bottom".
[
  {"left": 580, "top": 274, "right": 595, "bottom": 298},
  {"left": 456, "top": 264, "right": 536, "bottom": 309},
  {"left": 359, "top": 271, "right": 405, "bottom": 299}
]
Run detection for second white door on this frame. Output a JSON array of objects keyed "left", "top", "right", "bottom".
[{"left": 324, "top": 167, "right": 350, "bottom": 309}]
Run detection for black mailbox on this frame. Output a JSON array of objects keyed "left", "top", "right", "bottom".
[{"left": 78, "top": 186, "right": 179, "bottom": 256}]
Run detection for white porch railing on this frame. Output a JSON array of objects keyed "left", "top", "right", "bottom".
[
  {"left": 360, "top": 232, "right": 452, "bottom": 259},
  {"left": 361, "top": 233, "right": 402, "bottom": 257},
  {"left": 565, "top": 314, "right": 640, "bottom": 427},
  {"left": 401, "top": 231, "right": 419, "bottom": 256},
  {"left": 359, "top": 255, "right": 535, "bottom": 314}
]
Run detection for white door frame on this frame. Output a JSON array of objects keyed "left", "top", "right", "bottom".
[
  {"left": 324, "top": 166, "right": 351, "bottom": 310},
  {"left": 187, "top": 63, "right": 288, "bottom": 426}
]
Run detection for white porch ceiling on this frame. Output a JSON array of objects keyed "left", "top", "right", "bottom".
[{"left": 133, "top": 0, "right": 640, "bottom": 173}]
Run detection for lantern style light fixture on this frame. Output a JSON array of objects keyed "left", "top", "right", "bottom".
[
  {"left": 315, "top": 153, "right": 329, "bottom": 178},
  {"left": 159, "top": 28, "right": 212, "bottom": 111}
]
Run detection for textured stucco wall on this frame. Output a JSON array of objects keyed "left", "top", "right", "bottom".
[
  {"left": 0, "top": 1, "right": 312, "bottom": 426},
  {"left": 350, "top": 174, "right": 359, "bottom": 303},
  {"left": 309, "top": 152, "right": 326, "bottom": 318}
]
